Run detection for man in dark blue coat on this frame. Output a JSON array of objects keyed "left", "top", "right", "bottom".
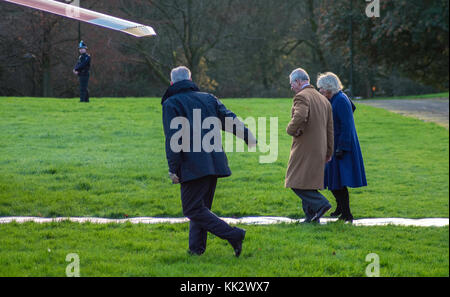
[
  {"left": 73, "top": 41, "right": 91, "bottom": 103},
  {"left": 162, "top": 66, "right": 256, "bottom": 257},
  {"left": 318, "top": 72, "right": 367, "bottom": 223}
]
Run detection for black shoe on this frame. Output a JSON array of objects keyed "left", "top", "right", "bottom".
[
  {"left": 303, "top": 218, "right": 321, "bottom": 224},
  {"left": 330, "top": 209, "right": 342, "bottom": 217},
  {"left": 229, "top": 229, "right": 246, "bottom": 258},
  {"left": 300, "top": 218, "right": 313, "bottom": 224},
  {"left": 338, "top": 215, "right": 354, "bottom": 224},
  {"left": 187, "top": 249, "right": 204, "bottom": 256},
  {"left": 311, "top": 205, "right": 331, "bottom": 222}
]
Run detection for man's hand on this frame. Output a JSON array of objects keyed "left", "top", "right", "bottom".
[
  {"left": 326, "top": 155, "right": 332, "bottom": 163},
  {"left": 73, "top": 70, "right": 78, "bottom": 75},
  {"left": 169, "top": 172, "right": 180, "bottom": 184}
]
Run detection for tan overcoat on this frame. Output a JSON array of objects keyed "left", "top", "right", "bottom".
[{"left": 285, "top": 85, "right": 334, "bottom": 190}]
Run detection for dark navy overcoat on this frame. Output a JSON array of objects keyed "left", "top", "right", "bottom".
[
  {"left": 162, "top": 80, "right": 251, "bottom": 183},
  {"left": 324, "top": 91, "right": 367, "bottom": 190}
]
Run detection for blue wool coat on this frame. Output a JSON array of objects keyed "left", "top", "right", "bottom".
[{"left": 324, "top": 91, "right": 367, "bottom": 190}]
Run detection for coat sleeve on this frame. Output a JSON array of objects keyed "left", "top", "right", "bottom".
[
  {"left": 335, "top": 98, "right": 353, "bottom": 151},
  {"left": 326, "top": 104, "right": 334, "bottom": 159},
  {"left": 286, "top": 94, "right": 309, "bottom": 136},
  {"left": 216, "top": 96, "right": 254, "bottom": 145},
  {"left": 74, "top": 55, "right": 90, "bottom": 71},
  {"left": 162, "top": 101, "right": 182, "bottom": 174}
]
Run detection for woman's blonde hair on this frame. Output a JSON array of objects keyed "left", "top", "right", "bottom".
[{"left": 317, "top": 72, "right": 344, "bottom": 95}]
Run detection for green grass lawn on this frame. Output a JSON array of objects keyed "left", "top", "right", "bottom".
[
  {"left": 0, "top": 97, "right": 448, "bottom": 277},
  {"left": 0, "top": 97, "right": 448, "bottom": 219},
  {"left": 0, "top": 222, "right": 448, "bottom": 277},
  {"left": 362, "top": 92, "right": 449, "bottom": 100}
]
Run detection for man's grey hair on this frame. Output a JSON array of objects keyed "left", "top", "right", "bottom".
[
  {"left": 171, "top": 66, "right": 191, "bottom": 84},
  {"left": 289, "top": 68, "right": 310, "bottom": 83},
  {"left": 317, "top": 72, "right": 344, "bottom": 95}
]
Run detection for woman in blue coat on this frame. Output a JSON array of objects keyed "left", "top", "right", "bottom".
[{"left": 317, "top": 72, "right": 367, "bottom": 223}]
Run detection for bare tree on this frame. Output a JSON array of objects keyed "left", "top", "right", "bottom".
[{"left": 119, "top": 0, "right": 235, "bottom": 89}]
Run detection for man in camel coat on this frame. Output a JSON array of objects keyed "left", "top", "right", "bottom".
[{"left": 285, "top": 68, "right": 334, "bottom": 223}]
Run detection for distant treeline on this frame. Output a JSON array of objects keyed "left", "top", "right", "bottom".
[{"left": 0, "top": 0, "right": 448, "bottom": 98}]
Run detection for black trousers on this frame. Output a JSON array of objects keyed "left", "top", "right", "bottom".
[
  {"left": 79, "top": 75, "right": 90, "bottom": 102},
  {"left": 180, "top": 175, "right": 244, "bottom": 254}
]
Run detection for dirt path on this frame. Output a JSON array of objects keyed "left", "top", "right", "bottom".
[{"left": 357, "top": 98, "right": 449, "bottom": 128}]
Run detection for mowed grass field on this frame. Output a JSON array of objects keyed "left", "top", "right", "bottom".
[
  {"left": 0, "top": 96, "right": 448, "bottom": 277},
  {"left": 1, "top": 222, "right": 448, "bottom": 277},
  {"left": 0, "top": 97, "right": 448, "bottom": 219}
]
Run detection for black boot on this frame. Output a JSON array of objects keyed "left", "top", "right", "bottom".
[
  {"left": 330, "top": 206, "right": 342, "bottom": 217},
  {"left": 338, "top": 188, "right": 353, "bottom": 223},
  {"left": 330, "top": 190, "right": 343, "bottom": 217},
  {"left": 338, "top": 214, "right": 354, "bottom": 223}
]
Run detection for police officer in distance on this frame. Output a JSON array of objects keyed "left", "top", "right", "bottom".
[{"left": 73, "top": 41, "right": 91, "bottom": 103}]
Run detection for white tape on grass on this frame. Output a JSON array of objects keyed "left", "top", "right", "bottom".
[{"left": 0, "top": 216, "right": 448, "bottom": 227}]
